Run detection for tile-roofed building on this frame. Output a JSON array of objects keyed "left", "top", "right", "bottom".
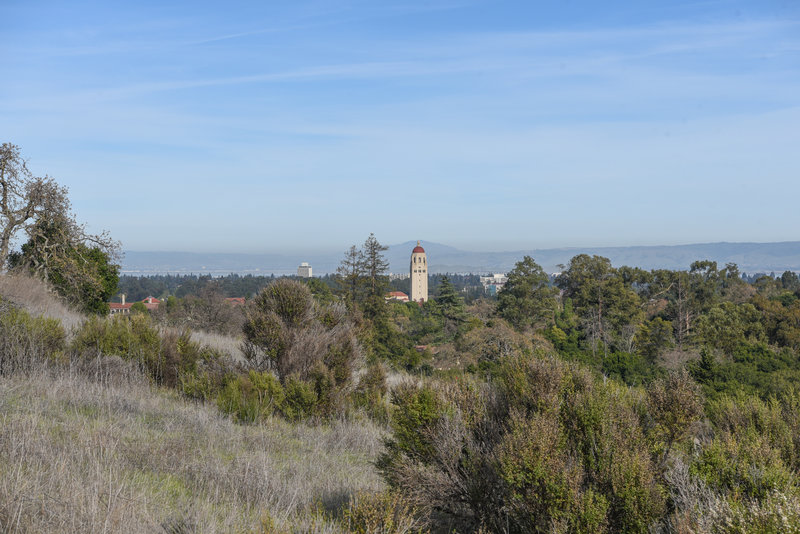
[{"left": 385, "top": 291, "right": 409, "bottom": 303}]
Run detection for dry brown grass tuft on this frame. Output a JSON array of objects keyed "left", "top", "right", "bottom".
[
  {"left": 0, "top": 365, "right": 385, "bottom": 533},
  {"left": 0, "top": 272, "right": 84, "bottom": 333},
  {"left": 188, "top": 329, "right": 246, "bottom": 362}
]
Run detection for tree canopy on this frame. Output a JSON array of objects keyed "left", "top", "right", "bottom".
[{"left": 2, "top": 143, "right": 120, "bottom": 313}]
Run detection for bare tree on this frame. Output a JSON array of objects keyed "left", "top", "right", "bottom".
[{"left": 0, "top": 143, "right": 70, "bottom": 269}]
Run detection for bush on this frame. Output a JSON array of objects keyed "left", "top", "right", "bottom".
[
  {"left": 242, "top": 278, "right": 364, "bottom": 420},
  {"left": 692, "top": 392, "right": 800, "bottom": 501},
  {"left": 379, "top": 351, "right": 671, "bottom": 533},
  {"left": 281, "top": 376, "right": 318, "bottom": 421},
  {"left": 71, "top": 315, "right": 226, "bottom": 389},
  {"left": 343, "top": 491, "right": 427, "bottom": 534},
  {"left": 216, "top": 371, "right": 285, "bottom": 423},
  {"left": 352, "top": 363, "right": 389, "bottom": 421},
  {"left": 0, "top": 299, "right": 66, "bottom": 374}
]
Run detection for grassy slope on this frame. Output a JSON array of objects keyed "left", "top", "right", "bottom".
[
  {"left": 0, "top": 368, "right": 384, "bottom": 533},
  {"left": 0, "top": 274, "right": 385, "bottom": 532}
]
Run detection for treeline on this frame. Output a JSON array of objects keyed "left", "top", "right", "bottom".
[
  {"left": 117, "top": 273, "right": 279, "bottom": 301},
  {"left": 117, "top": 271, "right": 485, "bottom": 302}
]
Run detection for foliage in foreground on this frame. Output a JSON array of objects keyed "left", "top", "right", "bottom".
[
  {"left": 0, "top": 367, "right": 389, "bottom": 533},
  {"left": 378, "top": 348, "right": 800, "bottom": 533}
]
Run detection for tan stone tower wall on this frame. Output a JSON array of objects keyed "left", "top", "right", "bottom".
[{"left": 410, "top": 241, "right": 428, "bottom": 303}]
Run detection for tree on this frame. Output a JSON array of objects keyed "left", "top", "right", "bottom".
[
  {"left": 556, "top": 255, "right": 642, "bottom": 356},
  {"left": 361, "top": 233, "right": 390, "bottom": 298},
  {"left": 0, "top": 143, "right": 69, "bottom": 268},
  {"left": 130, "top": 301, "right": 148, "bottom": 315},
  {"left": 635, "top": 317, "right": 674, "bottom": 361},
  {"left": 9, "top": 202, "right": 120, "bottom": 314},
  {"left": 496, "top": 256, "right": 558, "bottom": 330},
  {"left": 2, "top": 143, "right": 120, "bottom": 313},
  {"left": 434, "top": 276, "right": 466, "bottom": 321},
  {"left": 689, "top": 260, "right": 720, "bottom": 314},
  {"left": 336, "top": 244, "right": 364, "bottom": 308},
  {"left": 781, "top": 271, "right": 800, "bottom": 292},
  {"left": 431, "top": 275, "right": 468, "bottom": 340}
]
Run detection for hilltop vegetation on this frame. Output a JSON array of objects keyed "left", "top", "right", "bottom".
[
  {"left": 7, "top": 244, "right": 800, "bottom": 532},
  {"left": 6, "top": 145, "right": 800, "bottom": 532}
]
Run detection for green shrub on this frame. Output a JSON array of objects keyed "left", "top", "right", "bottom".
[
  {"left": 71, "top": 315, "right": 225, "bottom": 389},
  {"left": 179, "top": 368, "right": 218, "bottom": 401},
  {"left": 383, "top": 384, "right": 441, "bottom": 462},
  {"left": 281, "top": 376, "right": 317, "bottom": 421},
  {"left": 0, "top": 301, "right": 66, "bottom": 373},
  {"left": 241, "top": 278, "right": 365, "bottom": 420},
  {"left": 693, "top": 392, "right": 800, "bottom": 501},
  {"left": 343, "top": 491, "right": 427, "bottom": 534},
  {"left": 379, "top": 352, "right": 669, "bottom": 533},
  {"left": 216, "top": 371, "right": 285, "bottom": 423},
  {"left": 130, "top": 301, "right": 148, "bottom": 314},
  {"left": 71, "top": 314, "right": 160, "bottom": 363}
]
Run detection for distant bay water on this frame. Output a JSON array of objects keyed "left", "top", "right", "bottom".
[{"left": 121, "top": 241, "right": 800, "bottom": 277}]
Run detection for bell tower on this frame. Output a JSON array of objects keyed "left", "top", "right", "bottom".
[{"left": 410, "top": 241, "right": 428, "bottom": 303}]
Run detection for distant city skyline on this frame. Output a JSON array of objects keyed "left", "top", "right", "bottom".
[{"left": 2, "top": 1, "right": 799, "bottom": 253}]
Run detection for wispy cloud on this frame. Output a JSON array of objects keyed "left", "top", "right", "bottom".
[{"left": 3, "top": 1, "right": 800, "bottom": 251}]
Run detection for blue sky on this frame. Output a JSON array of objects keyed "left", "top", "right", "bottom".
[{"left": 2, "top": 0, "right": 799, "bottom": 253}]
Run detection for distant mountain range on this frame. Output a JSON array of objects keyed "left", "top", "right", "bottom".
[{"left": 121, "top": 241, "right": 800, "bottom": 276}]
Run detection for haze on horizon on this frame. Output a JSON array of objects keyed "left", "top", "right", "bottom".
[{"left": 2, "top": 0, "right": 799, "bottom": 255}]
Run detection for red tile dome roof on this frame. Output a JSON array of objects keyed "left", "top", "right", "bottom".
[{"left": 412, "top": 241, "right": 425, "bottom": 253}]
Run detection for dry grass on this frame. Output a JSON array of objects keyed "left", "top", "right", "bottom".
[
  {"left": 189, "top": 329, "right": 246, "bottom": 362},
  {"left": 0, "top": 365, "right": 386, "bottom": 533},
  {"left": 0, "top": 272, "right": 84, "bottom": 333}
]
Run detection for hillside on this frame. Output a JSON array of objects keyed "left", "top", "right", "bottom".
[
  {"left": 0, "top": 274, "right": 386, "bottom": 533},
  {"left": 0, "top": 368, "right": 384, "bottom": 533}
]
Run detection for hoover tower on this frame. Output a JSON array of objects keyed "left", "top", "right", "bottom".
[{"left": 410, "top": 241, "right": 428, "bottom": 303}]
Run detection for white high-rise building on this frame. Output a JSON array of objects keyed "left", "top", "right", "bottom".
[
  {"left": 297, "top": 262, "right": 312, "bottom": 278},
  {"left": 409, "top": 241, "right": 428, "bottom": 303}
]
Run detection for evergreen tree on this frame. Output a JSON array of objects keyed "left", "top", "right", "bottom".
[
  {"left": 557, "top": 254, "right": 642, "bottom": 356},
  {"left": 362, "top": 233, "right": 389, "bottom": 298},
  {"left": 435, "top": 275, "right": 467, "bottom": 324},
  {"left": 497, "top": 256, "right": 558, "bottom": 330},
  {"left": 336, "top": 244, "right": 364, "bottom": 309}
]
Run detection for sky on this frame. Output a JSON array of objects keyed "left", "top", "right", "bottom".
[{"left": 1, "top": 0, "right": 799, "bottom": 254}]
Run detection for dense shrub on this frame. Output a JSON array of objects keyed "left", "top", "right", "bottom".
[
  {"left": 344, "top": 491, "right": 428, "bottom": 534},
  {"left": 377, "top": 352, "right": 707, "bottom": 533},
  {"left": 351, "top": 363, "right": 390, "bottom": 421},
  {"left": 241, "top": 279, "right": 364, "bottom": 420},
  {"left": 691, "top": 392, "right": 800, "bottom": 502},
  {"left": 281, "top": 376, "right": 318, "bottom": 421},
  {"left": 71, "top": 315, "right": 226, "bottom": 388},
  {"left": 216, "top": 370, "right": 285, "bottom": 423},
  {"left": 0, "top": 298, "right": 66, "bottom": 374}
]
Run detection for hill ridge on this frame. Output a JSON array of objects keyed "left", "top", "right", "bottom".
[{"left": 121, "top": 240, "right": 800, "bottom": 275}]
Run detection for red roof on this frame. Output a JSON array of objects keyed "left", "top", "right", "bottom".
[
  {"left": 412, "top": 245, "right": 425, "bottom": 253},
  {"left": 387, "top": 291, "right": 408, "bottom": 297}
]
